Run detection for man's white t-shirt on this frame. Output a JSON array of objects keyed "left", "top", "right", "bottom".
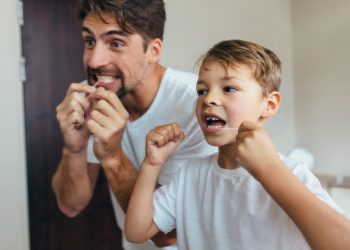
[
  {"left": 87, "top": 68, "right": 217, "bottom": 250},
  {"left": 153, "top": 153, "right": 349, "bottom": 250}
]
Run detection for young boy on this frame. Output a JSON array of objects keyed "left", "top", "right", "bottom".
[{"left": 124, "top": 40, "right": 350, "bottom": 249}]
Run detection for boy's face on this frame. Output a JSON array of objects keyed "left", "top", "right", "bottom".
[
  {"left": 195, "top": 61, "right": 268, "bottom": 146},
  {"left": 82, "top": 13, "right": 155, "bottom": 97}
]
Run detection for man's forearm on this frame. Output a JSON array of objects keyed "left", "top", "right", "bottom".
[
  {"left": 100, "top": 149, "right": 139, "bottom": 212},
  {"left": 52, "top": 147, "right": 97, "bottom": 217}
]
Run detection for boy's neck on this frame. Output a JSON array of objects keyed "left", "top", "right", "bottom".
[{"left": 218, "top": 145, "right": 241, "bottom": 170}]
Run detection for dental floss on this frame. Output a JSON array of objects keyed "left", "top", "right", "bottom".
[{"left": 181, "top": 128, "right": 238, "bottom": 131}]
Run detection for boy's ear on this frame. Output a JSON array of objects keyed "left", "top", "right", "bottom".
[
  {"left": 261, "top": 91, "right": 281, "bottom": 118},
  {"left": 147, "top": 38, "right": 163, "bottom": 64}
]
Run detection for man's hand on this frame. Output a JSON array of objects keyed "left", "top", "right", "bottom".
[
  {"left": 86, "top": 87, "right": 129, "bottom": 165},
  {"left": 233, "top": 121, "right": 280, "bottom": 178},
  {"left": 56, "top": 83, "right": 96, "bottom": 153},
  {"left": 145, "top": 123, "right": 185, "bottom": 167}
]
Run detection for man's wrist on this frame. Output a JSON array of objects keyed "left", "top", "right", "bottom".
[
  {"left": 99, "top": 149, "right": 125, "bottom": 170},
  {"left": 62, "top": 146, "right": 87, "bottom": 160}
]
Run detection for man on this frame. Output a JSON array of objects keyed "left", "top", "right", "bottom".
[{"left": 52, "top": 0, "right": 216, "bottom": 249}]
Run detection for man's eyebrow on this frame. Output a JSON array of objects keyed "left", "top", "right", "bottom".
[
  {"left": 82, "top": 26, "right": 128, "bottom": 37},
  {"left": 82, "top": 26, "right": 93, "bottom": 34},
  {"left": 197, "top": 80, "right": 206, "bottom": 85},
  {"left": 105, "top": 30, "right": 128, "bottom": 37}
]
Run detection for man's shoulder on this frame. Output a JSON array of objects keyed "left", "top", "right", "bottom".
[{"left": 164, "top": 68, "right": 198, "bottom": 86}]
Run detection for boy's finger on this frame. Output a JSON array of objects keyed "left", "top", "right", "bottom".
[
  {"left": 238, "top": 121, "right": 259, "bottom": 133},
  {"left": 236, "top": 131, "right": 253, "bottom": 141}
]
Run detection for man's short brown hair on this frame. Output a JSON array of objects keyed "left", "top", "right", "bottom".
[{"left": 79, "top": 0, "right": 166, "bottom": 49}]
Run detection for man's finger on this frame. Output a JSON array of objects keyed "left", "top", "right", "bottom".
[
  {"left": 91, "top": 88, "right": 128, "bottom": 117},
  {"left": 67, "top": 83, "right": 96, "bottom": 95}
]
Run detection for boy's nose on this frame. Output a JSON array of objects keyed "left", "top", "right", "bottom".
[
  {"left": 203, "top": 92, "right": 220, "bottom": 106},
  {"left": 86, "top": 44, "right": 111, "bottom": 69}
]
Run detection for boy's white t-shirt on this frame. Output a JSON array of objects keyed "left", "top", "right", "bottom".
[
  {"left": 153, "top": 153, "right": 349, "bottom": 250},
  {"left": 87, "top": 68, "right": 217, "bottom": 250}
]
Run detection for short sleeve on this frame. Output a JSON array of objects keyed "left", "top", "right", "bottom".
[
  {"left": 87, "top": 136, "right": 99, "bottom": 164},
  {"left": 153, "top": 174, "right": 179, "bottom": 234},
  {"left": 292, "top": 162, "right": 350, "bottom": 218}
]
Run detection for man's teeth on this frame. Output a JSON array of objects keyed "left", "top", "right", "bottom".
[{"left": 97, "top": 76, "right": 114, "bottom": 83}]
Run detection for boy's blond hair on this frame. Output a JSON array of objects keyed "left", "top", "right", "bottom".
[{"left": 201, "top": 40, "right": 281, "bottom": 96}]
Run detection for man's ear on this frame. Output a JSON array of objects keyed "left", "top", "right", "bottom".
[
  {"left": 147, "top": 38, "right": 163, "bottom": 64},
  {"left": 261, "top": 91, "right": 281, "bottom": 118}
]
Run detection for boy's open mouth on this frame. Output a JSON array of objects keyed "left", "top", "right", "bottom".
[{"left": 205, "top": 116, "right": 226, "bottom": 128}]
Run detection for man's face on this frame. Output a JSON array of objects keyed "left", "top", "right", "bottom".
[
  {"left": 195, "top": 61, "right": 267, "bottom": 147},
  {"left": 82, "top": 13, "right": 151, "bottom": 97}
]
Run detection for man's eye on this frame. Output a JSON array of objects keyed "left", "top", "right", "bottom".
[
  {"left": 84, "top": 38, "right": 95, "bottom": 48},
  {"left": 111, "top": 40, "right": 124, "bottom": 49},
  {"left": 224, "top": 86, "right": 238, "bottom": 93},
  {"left": 196, "top": 89, "right": 208, "bottom": 96}
]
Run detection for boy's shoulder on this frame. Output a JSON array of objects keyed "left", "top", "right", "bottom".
[
  {"left": 278, "top": 153, "right": 319, "bottom": 183},
  {"left": 178, "top": 152, "right": 218, "bottom": 175}
]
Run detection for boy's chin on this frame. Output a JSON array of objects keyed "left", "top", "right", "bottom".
[{"left": 204, "top": 137, "right": 236, "bottom": 147}]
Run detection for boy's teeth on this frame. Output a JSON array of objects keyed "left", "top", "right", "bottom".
[
  {"left": 208, "top": 125, "right": 224, "bottom": 128},
  {"left": 206, "top": 117, "right": 220, "bottom": 121}
]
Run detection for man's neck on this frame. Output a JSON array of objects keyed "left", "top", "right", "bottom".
[{"left": 122, "top": 64, "right": 166, "bottom": 121}]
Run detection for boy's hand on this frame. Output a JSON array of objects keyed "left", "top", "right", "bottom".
[
  {"left": 233, "top": 121, "right": 280, "bottom": 178},
  {"left": 145, "top": 123, "right": 185, "bottom": 167}
]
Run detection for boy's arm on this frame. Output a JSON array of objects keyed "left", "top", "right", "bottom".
[
  {"left": 125, "top": 161, "right": 162, "bottom": 243},
  {"left": 257, "top": 161, "right": 350, "bottom": 250},
  {"left": 235, "top": 121, "right": 350, "bottom": 249},
  {"left": 125, "top": 123, "right": 184, "bottom": 243}
]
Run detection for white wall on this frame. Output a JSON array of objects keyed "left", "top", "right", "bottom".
[
  {"left": 292, "top": 0, "right": 350, "bottom": 176},
  {"left": 162, "top": 0, "right": 297, "bottom": 154},
  {"left": 0, "top": 1, "right": 30, "bottom": 250}
]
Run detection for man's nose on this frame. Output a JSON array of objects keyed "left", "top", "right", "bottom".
[{"left": 86, "top": 44, "right": 110, "bottom": 69}]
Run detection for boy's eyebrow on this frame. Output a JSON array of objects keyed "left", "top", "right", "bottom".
[
  {"left": 82, "top": 26, "right": 128, "bottom": 37},
  {"left": 222, "top": 75, "right": 237, "bottom": 81},
  {"left": 196, "top": 80, "right": 206, "bottom": 85}
]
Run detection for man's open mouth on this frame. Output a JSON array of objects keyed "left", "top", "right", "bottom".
[
  {"left": 205, "top": 116, "right": 226, "bottom": 128},
  {"left": 87, "top": 67, "right": 123, "bottom": 86}
]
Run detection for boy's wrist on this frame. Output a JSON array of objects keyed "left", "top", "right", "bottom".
[{"left": 141, "top": 159, "right": 163, "bottom": 175}]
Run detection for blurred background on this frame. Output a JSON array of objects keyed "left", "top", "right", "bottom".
[{"left": 1, "top": 0, "right": 349, "bottom": 249}]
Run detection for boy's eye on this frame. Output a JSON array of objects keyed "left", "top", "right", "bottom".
[
  {"left": 196, "top": 89, "right": 208, "bottom": 96},
  {"left": 223, "top": 86, "right": 238, "bottom": 93},
  {"left": 84, "top": 38, "right": 96, "bottom": 49},
  {"left": 111, "top": 40, "right": 125, "bottom": 49}
]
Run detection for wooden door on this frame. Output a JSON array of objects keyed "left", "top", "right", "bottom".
[{"left": 22, "top": 1, "right": 122, "bottom": 249}]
